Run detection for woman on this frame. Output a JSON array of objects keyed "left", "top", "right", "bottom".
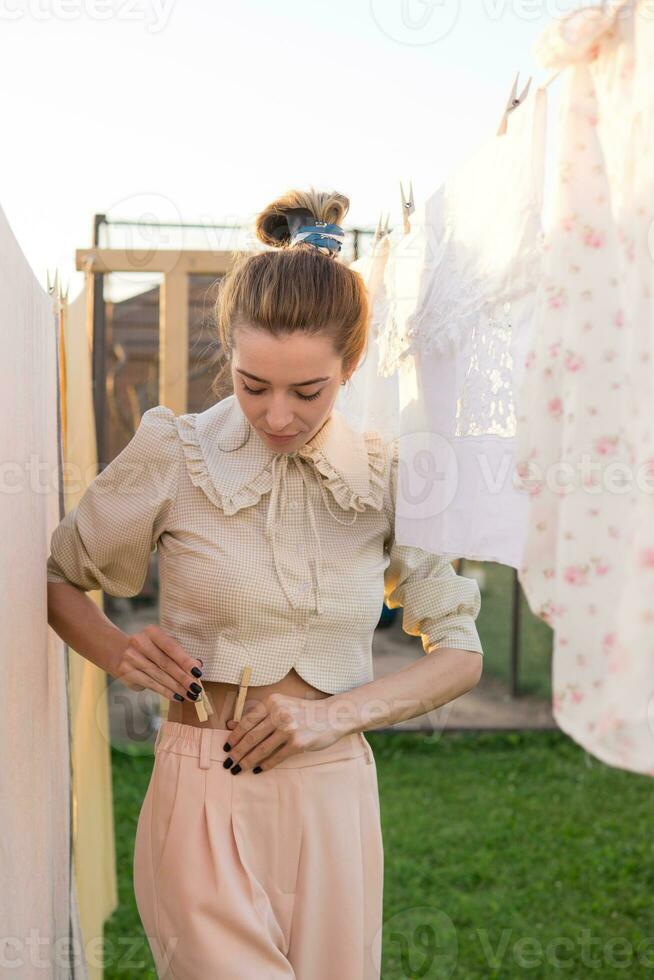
[{"left": 46, "top": 188, "right": 484, "bottom": 979}]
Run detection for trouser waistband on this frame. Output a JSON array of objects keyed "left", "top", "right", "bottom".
[{"left": 154, "top": 720, "right": 375, "bottom": 769}]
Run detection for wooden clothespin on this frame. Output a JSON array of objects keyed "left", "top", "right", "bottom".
[
  {"left": 399, "top": 181, "right": 414, "bottom": 234},
  {"left": 47, "top": 268, "right": 60, "bottom": 296},
  {"left": 542, "top": 68, "right": 563, "bottom": 90},
  {"left": 497, "top": 72, "right": 532, "bottom": 136},
  {"left": 373, "top": 211, "right": 391, "bottom": 244},
  {"left": 193, "top": 683, "right": 215, "bottom": 722},
  {"left": 232, "top": 665, "right": 251, "bottom": 724}
]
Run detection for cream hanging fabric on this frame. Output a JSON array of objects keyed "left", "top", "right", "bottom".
[
  {"left": 375, "top": 82, "right": 547, "bottom": 566},
  {"left": 336, "top": 231, "right": 400, "bottom": 443},
  {"left": 0, "top": 203, "right": 87, "bottom": 976},
  {"left": 515, "top": 0, "right": 654, "bottom": 776}
]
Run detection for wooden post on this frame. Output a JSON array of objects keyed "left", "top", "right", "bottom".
[{"left": 160, "top": 271, "right": 189, "bottom": 414}]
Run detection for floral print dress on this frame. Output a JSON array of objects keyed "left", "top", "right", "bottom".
[{"left": 515, "top": 0, "right": 654, "bottom": 775}]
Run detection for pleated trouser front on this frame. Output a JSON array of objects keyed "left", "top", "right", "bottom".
[{"left": 133, "top": 720, "right": 385, "bottom": 979}]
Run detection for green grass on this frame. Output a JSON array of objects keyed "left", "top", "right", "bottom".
[
  {"left": 466, "top": 560, "right": 554, "bottom": 700},
  {"left": 103, "top": 742, "right": 158, "bottom": 978},
  {"left": 105, "top": 732, "right": 654, "bottom": 979}
]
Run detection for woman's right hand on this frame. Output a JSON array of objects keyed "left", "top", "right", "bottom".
[{"left": 113, "top": 624, "right": 204, "bottom": 702}]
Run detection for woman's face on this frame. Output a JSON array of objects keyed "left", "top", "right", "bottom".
[{"left": 231, "top": 325, "right": 349, "bottom": 452}]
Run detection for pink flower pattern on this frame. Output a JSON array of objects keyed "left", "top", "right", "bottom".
[
  {"left": 548, "top": 397, "right": 563, "bottom": 418},
  {"left": 564, "top": 351, "right": 584, "bottom": 371},
  {"left": 638, "top": 549, "right": 654, "bottom": 570},
  {"left": 582, "top": 226, "right": 604, "bottom": 248}
]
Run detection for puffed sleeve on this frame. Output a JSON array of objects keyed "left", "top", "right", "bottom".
[
  {"left": 383, "top": 438, "right": 484, "bottom": 656},
  {"left": 47, "top": 405, "right": 181, "bottom": 597}
]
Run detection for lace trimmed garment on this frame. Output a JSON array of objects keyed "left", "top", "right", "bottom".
[
  {"left": 47, "top": 395, "right": 483, "bottom": 694},
  {"left": 376, "top": 82, "right": 547, "bottom": 567},
  {"left": 515, "top": 0, "right": 654, "bottom": 775},
  {"left": 336, "top": 232, "right": 400, "bottom": 442}
]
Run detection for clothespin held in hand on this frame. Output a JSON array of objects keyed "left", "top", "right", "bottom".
[
  {"left": 497, "top": 72, "right": 532, "bottom": 136},
  {"left": 193, "top": 685, "right": 214, "bottom": 722},
  {"left": 194, "top": 687, "right": 209, "bottom": 722},
  {"left": 399, "top": 181, "right": 414, "bottom": 234}
]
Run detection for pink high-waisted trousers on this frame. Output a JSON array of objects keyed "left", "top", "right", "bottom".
[{"left": 133, "top": 720, "right": 385, "bottom": 978}]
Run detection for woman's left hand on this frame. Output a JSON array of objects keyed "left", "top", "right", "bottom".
[{"left": 223, "top": 693, "right": 344, "bottom": 773}]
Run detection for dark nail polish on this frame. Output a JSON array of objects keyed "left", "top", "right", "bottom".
[
  {"left": 173, "top": 693, "right": 184, "bottom": 702},
  {"left": 253, "top": 766, "right": 262, "bottom": 773},
  {"left": 187, "top": 690, "right": 199, "bottom": 700},
  {"left": 231, "top": 764, "right": 242, "bottom": 775},
  {"left": 223, "top": 742, "right": 231, "bottom": 751},
  {"left": 189, "top": 682, "right": 202, "bottom": 694},
  {"left": 223, "top": 757, "right": 233, "bottom": 769},
  {"left": 191, "top": 667, "right": 203, "bottom": 678}
]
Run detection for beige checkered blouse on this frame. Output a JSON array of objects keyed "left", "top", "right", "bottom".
[{"left": 47, "top": 395, "right": 483, "bottom": 693}]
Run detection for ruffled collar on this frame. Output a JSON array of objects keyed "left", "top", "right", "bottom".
[
  {"left": 173, "top": 396, "right": 386, "bottom": 615},
  {"left": 173, "top": 394, "right": 386, "bottom": 517}
]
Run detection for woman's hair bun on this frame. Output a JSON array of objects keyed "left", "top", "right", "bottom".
[{"left": 255, "top": 187, "right": 350, "bottom": 248}]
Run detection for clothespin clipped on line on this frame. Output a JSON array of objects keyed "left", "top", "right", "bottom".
[
  {"left": 232, "top": 665, "right": 252, "bottom": 724},
  {"left": 47, "top": 268, "right": 63, "bottom": 298},
  {"left": 47, "top": 267, "right": 70, "bottom": 307},
  {"left": 497, "top": 71, "right": 532, "bottom": 137},
  {"left": 399, "top": 180, "right": 414, "bottom": 234},
  {"left": 543, "top": 67, "right": 563, "bottom": 90},
  {"left": 373, "top": 212, "right": 391, "bottom": 244}
]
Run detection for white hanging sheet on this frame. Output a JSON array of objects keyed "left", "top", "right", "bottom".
[
  {"left": 375, "top": 82, "right": 547, "bottom": 567},
  {"left": 336, "top": 232, "right": 400, "bottom": 442}
]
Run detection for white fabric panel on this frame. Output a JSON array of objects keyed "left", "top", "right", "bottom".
[
  {"left": 336, "top": 233, "right": 400, "bottom": 443},
  {"left": 0, "top": 203, "right": 86, "bottom": 975},
  {"left": 374, "top": 83, "right": 547, "bottom": 567}
]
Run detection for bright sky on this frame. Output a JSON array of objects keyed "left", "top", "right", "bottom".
[{"left": 0, "top": 0, "right": 570, "bottom": 300}]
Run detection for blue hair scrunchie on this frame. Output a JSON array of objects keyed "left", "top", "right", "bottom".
[{"left": 289, "top": 222, "right": 345, "bottom": 256}]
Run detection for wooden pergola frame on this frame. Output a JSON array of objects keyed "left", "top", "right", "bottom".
[{"left": 77, "top": 247, "right": 241, "bottom": 419}]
